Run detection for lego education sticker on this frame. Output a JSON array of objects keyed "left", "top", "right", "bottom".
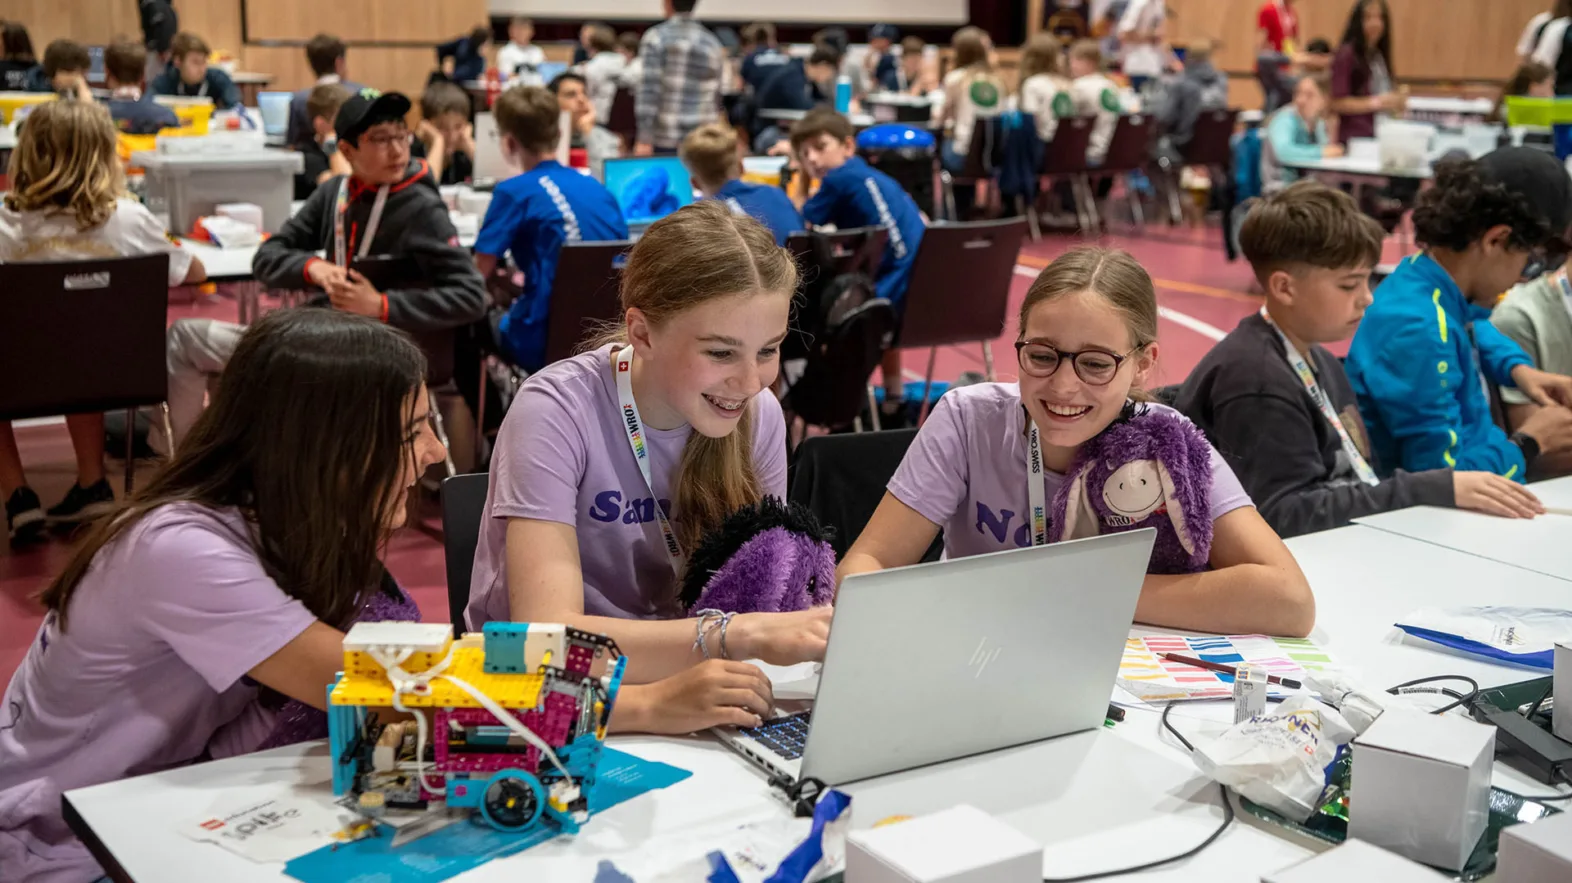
[{"left": 182, "top": 795, "right": 352, "bottom": 864}]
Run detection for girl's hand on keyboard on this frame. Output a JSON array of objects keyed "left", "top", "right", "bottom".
[
  {"left": 619, "top": 661, "right": 776, "bottom": 733},
  {"left": 730, "top": 607, "right": 833, "bottom": 666}
]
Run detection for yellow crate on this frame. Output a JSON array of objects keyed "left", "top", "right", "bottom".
[{"left": 0, "top": 91, "right": 54, "bottom": 124}]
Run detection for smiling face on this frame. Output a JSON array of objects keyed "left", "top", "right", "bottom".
[
  {"left": 1102, "top": 461, "right": 1164, "bottom": 519},
  {"left": 1018, "top": 289, "right": 1156, "bottom": 459},
  {"left": 386, "top": 386, "right": 447, "bottom": 531},
  {"left": 630, "top": 291, "right": 791, "bottom": 438}
]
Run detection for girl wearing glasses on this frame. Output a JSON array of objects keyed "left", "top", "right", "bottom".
[{"left": 838, "top": 247, "right": 1315, "bottom": 638}]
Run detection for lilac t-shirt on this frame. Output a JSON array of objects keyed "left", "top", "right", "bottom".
[
  {"left": 887, "top": 384, "right": 1253, "bottom": 561},
  {"left": 0, "top": 503, "right": 317, "bottom": 883},
  {"left": 466, "top": 343, "right": 789, "bottom": 627}
]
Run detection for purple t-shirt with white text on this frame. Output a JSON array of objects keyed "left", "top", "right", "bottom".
[
  {"left": 466, "top": 343, "right": 789, "bottom": 627},
  {"left": 887, "top": 384, "right": 1253, "bottom": 561},
  {"left": 0, "top": 503, "right": 318, "bottom": 883}
]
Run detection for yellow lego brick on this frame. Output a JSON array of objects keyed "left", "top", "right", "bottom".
[{"left": 330, "top": 646, "right": 546, "bottom": 710}]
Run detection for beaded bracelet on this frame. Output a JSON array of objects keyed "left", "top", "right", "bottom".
[{"left": 693, "top": 608, "right": 723, "bottom": 659}]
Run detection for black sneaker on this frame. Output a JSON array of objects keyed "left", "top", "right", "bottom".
[
  {"left": 5, "top": 487, "right": 45, "bottom": 545},
  {"left": 46, "top": 479, "right": 116, "bottom": 525}
]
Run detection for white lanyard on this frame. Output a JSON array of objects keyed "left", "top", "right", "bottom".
[
  {"left": 613, "top": 346, "right": 684, "bottom": 573},
  {"left": 1025, "top": 418, "right": 1049, "bottom": 546},
  {"left": 332, "top": 178, "right": 389, "bottom": 268},
  {"left": 1558, "top": 272, "right": 1572, "bottom": 325},
  {"left": 1260, "top": 308, "right": 1379, "bottom": 486}
]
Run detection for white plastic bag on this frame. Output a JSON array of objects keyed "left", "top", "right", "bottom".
[{"left": 1191, "top": 694, "right": 1355, "bottom": 823}]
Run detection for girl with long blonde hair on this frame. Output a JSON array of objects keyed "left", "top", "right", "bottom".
[
  {"left": 466, "top": 200, "right": 830, "bottom": 734},
  {"left": 0, "top": 98, "right": 205, "bottom": 544}
]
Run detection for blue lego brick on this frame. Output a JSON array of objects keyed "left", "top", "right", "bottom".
[
  {"left": 483, "top": 621, "right": 529, "bottom": 673},
  {"left": 446, "top": 774, "right": 481, "bottom": 809},
  {"left": 326, "top": 675, "right": 360, "bottom": 797}
]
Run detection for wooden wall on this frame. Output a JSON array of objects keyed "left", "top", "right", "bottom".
[{"left": 5, "top": 0, "right": 484, "bottom": 104}]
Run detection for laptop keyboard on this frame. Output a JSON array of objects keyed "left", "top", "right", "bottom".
[{"left": 739, "top": 711, "right": 812, "bottom": 760}]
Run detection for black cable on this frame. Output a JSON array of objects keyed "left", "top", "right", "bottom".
[
  {"left": 1040, "top": 704, "right": 1234, "bottom": 882},
  {"left": 1524, "top": 681, "right": 1554, "bottom": 721},
  {"left": 1385, "top": 674, "right": 1480, "bottom": 715}
]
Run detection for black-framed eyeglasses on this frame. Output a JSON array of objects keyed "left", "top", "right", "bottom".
[
  {"left": 1521, "top": 236, "right": 1571, "bottom": 282},
  {"left": 1014, "top": 339, "right": 1141, "bottom": 386}
]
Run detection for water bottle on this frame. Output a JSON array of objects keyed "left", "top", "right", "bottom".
[{"left": 835, "top": 75, "right": 852, "bottom": 114}]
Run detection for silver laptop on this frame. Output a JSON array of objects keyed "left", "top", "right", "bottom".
[{"left": 714, "top": 529, "right": 1155, "bottom": 787}]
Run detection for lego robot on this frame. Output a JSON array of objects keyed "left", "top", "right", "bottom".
[{"left": 327, "top": 621, "right": 626, "bottom": 840}]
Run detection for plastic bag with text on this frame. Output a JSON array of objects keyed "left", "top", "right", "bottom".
[
  {"left": 1190, "top": 694, "right": 1355, "bottom": 823},
  {"left": 1395, "top": 606, "right": 1572, "bottom": 669}
]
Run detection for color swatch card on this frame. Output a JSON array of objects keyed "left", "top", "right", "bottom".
[{"left": 1117, "top": 634, "right": 1334, "bottom": 702}]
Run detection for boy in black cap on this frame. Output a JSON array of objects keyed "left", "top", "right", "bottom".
[
  {"left": 1346, "top": 147, "right": 1572, "bottom": 484},
  {"left": 164, "top": 89, "right": 487, "bottom": 451}
]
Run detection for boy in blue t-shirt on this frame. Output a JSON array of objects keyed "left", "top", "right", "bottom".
[
  {"left": 150, "top": 32, "right": 242, "bottom": 110},
  {"left": 473, "top": 85, "right": 628, "bottom": 374},
  {"left": 680, "top": 123, "right": 802, "bottom": 246},
  {"left": 102, "top": 40, "right": 179, "bottom": 135},
  {"left": 792, "top": 107, "right": 926, "bottom": 414}
]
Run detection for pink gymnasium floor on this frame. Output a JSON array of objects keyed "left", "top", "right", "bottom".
[{"left": 0, "top": 225, "right": 1410, "bottom": 684}]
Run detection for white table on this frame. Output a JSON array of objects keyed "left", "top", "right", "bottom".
[
  {"left": 1406, "top": 96, "right": 1495, "bottom": 125},
  {"left": 1354, "top": 480, "right": 1572, "bottom": 582},
  {"left": 1278, "top": 153, "right": 1433, "bottom": 181},
  {"left": 62, "top": 522, "right": 1572, "bottom": 881}
]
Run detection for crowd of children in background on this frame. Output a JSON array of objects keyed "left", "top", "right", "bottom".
[{"left": 7, "top": 7, "right": 1572, "bottom": 880}]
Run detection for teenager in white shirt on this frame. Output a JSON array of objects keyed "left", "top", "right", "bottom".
[
  {"left": 498, "top": 16, "right": 547, "bottom": 85},
  {"left": 0, "top": 100, "right": 206, "bottom": 543},
  {"left": 579, "top": 23, "right": 627, "bottom": 124},
  {"left": 1068, "top": 39, "right": 1137, "bottom": 163},
  {"left": 1118, "top": 0, "right": 1175, "bottom": 89},
  {"left": 1017, "top": 32, "right": 1075, "bottom": 143}
]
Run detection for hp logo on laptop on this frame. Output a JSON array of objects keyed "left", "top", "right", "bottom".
[{"left": 968, "top": 637, "right": 1002, "bottom": 678}]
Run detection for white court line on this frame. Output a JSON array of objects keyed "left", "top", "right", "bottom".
[{"left": 1013, "top": 264, "right": 1226, "bottom": 342}]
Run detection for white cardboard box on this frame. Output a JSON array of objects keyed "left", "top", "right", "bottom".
[
  {"left": 845, "top": 804, "right": 1041, "bottom": 883},
  {"left": 1262, "top": 839, "right": 1449, "bottom": 882},
  {"left": 1496, "top": 811, "right": 1572, "bottom": 883},
  {"left": 1348, "top": 709, "right": 1495, "bottom": 871},
  {"left": 1553, "top": 641, "right": 1571, "bottom": 742}
]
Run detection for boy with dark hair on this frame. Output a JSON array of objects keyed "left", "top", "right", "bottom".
[
  {"left": 681, "top": 122, "right": 803, "bottom": 245},
  {"left": 294, "top": 83, "right": 352, "bottom": 199},
  {"left": 26, "top": 38, "right": 92, "bottom": 98},
  {"left": 752, "top": 46, "right": 839, "bottom": 150},
  {"left": 866, "top": 23, "right": 901, "bottom": 92},
  {"left": 166, "top": 89, "right": 487, "bottom": 450},
  {"left": 548, "top": 72, "right": 621, "bottom": 179},
  {"left": 414, "top": 80, "right": 476, "bottom": 185},
  {"left": 499, "top": 17, "right": 545, "bottom": 84},
  {"left": 1176, "top": 181, "right": 1544, "bottom": 538},
  {"left": 897, "top": 35, "right": 930, "bottom": 94},
  {"left": 439, "top": 24, "right": 493, "bottom": 83},
  {"left": 580, "top": 23, "right": 626, "bottom": 124},
  {"left": 617, "top": 31, "right": 643, "bottom": 87},
  {"left": 634, "top": 0, "right": 725, "bottom": 155},
  {"left": 287, "top": 33, "right": 362, "bottom": 148},
  {"left": 103, "top": 39, "right": 180, "bottom": 134},
  {"left": 472, "top": 85, "right": 627, "bottom": 373},
  {"left": 150, "top": 31, "right": 241, "bottom": 109},
  {"left": 791, "top": 107, "right": 926, "bottom": 418},
  {"left": 1347, "top": 148, "right": 1572, "bottom": 484},
  {"left": 739, "top": 21, "right": 788, "bottom": 91}
]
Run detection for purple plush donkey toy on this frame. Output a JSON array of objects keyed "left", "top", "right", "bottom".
[
  {"left": 1047, "top": 404, "right": 1214, "bottom": 574},
  {"left": 679, "top": 496, "right": 838, "bottom": 614}
]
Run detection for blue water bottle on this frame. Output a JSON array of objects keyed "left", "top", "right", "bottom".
[{"left": 834, "top": 75, "right": 852, "bottom": 113}]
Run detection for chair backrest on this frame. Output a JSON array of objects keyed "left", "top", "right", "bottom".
[
  {"left": 1183, "top": 108, "right": 1239, "bottom": 168},
  {"left": 1098, "top": 113, "right": 1155, "bottom": 174},
  {"left": 608, "top": 87, "right": 637, "bottom": 143},
  {"left": 0, "top": 255, "right": 170, "bottom": 420},
  {"left": 788, "top": 429, "right": 943, "bottom": 562},
  {"left": 959, "top": 115, "right": 1007, "bottom": 179},
  {"left": 542, "top": 240, "right": 635, "bottom": 366},
  {"left": 783, "top": 227, "right": 888, "bottom": 361},
  {"left": 782, "top": 297, "right": 898, "bottom": 429},
  {"left": 440, "top": 472, "right": 490, "bottom": 636},
  {"left": 1040, "top": 115, "right": 1095, "bottom": 175},
  {"left": 898, "top": 217, "right": 1029, "bottom": 350}
]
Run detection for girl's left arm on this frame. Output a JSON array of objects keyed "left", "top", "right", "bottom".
[{"left": 1134, "top": 506, "right": 1315, "bottom": 637}]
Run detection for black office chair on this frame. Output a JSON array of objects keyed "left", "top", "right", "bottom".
[
  {"left": 1090, "top": 113, "right": 1156, "bottom": 229},
  {"left": 784, "top": 227, "right": 887, "bottom": 361},
  {"left": 782, "top": 298, "right": 899, "bottom": 438},
  {"left": 1034, "top": 115, "right": 1096, "bottom": 235},
  {"left": 788, "top": 429, "right": 943, "bottom": 562},
  {"left": 541, "top": 240, "right": 634, "bottom": 366},
  {"left": 440, "top": 471, "right": 490, "bottom": 637},
  {"left": 0, "top": 255, "right": 172, "bottom": 495},
  {"left": 898, "top": 217, "right": 1029, "bottom": 421}
]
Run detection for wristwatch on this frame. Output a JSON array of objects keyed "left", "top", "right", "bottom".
[{"left": 1509, "top": 431, "right": 1541, "bottom": 470}]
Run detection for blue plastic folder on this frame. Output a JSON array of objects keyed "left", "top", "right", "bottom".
[{"left": 284, "top": 748, "right": 692, "bottom": 883}]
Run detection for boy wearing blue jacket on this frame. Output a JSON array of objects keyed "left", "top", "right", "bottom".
[
  {"left": 1346, "top": 148, "right": 1572, "bottom": 482},
  {"left": 792, "top": 108, "right": 926, "bottom": 418},
  {"left": 681, "top": 123, "right": 803, "bottom": 245}
]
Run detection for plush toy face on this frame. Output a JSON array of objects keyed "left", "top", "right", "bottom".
[{"left": 1102, "top": 460, "right": 1165, "bottom": 520}]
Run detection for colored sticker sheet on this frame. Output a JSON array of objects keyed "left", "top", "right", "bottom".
[
  {"left": 1117, "top": 634, "right": 1334, "bottom": 702},
  {"left": 283, "top": 748, "right": 692, "bottom": 883}
]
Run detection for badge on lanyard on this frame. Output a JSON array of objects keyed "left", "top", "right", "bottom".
[
  {"left": 1025, "top": 418, "right": 1049, "bottom": 546},
  {"left": 333, "top": 178, "right": 389, "bottom": 268},
  {"left": 1260, "top": 308, "right": 1380, "bottom": 486},
  {"left": 613, "top": 346, "right": 685, "bottom": 573}
]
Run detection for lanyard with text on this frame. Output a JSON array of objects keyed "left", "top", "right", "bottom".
[
  {"left": 1025, "top": 419, "right": 1049, "bottom": 546},
  {"left": 613, "top": 346, "right": 685, "bottom": 573},
  {"left": 332, "top": 178, "right": 389, "bottom": 269},
  {"left": 1260, "top": 308, "right": 1379, "bottom": 486}
]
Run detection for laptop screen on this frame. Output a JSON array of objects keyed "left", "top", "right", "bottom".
[
  {"left": 602, "top": 156, "right": 695, "bottom": 226},
  {"left": 536, "top": 61, "right": 569, "bottom": 86},
  {"left": 86, "top": 46, "right": 106, "bottom": 85}
]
